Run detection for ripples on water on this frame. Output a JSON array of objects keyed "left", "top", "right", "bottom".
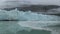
[
  {"left": 0, "top": 21, "right": 60, "bottom": 34},
  {"left": 0, "top": 21, "right": 51, "bottom": 34}
]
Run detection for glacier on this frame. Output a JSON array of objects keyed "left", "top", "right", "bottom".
[{"left": 0, "top": 8, "right": 60, "bottom": 21}]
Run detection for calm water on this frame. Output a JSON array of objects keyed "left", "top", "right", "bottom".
[{"left": 0, "top": 21, "right": 51, "bottom": 34}]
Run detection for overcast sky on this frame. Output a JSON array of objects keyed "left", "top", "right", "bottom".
[
  {"left": 24, "top": 0, "right": 60, "bottom": 5},
  {"left": 0, "top": 0, "right": 60, "bottom": 8}
]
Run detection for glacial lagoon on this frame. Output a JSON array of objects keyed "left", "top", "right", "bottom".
[
  {"left": 0, "top": 21, "right": 60, "bottom": 34},
  {"left": 0, "top": 21, "right": 51, "bottom": 34}
]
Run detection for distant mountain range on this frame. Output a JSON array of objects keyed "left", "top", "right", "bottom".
[{"left": 2, "top": 5, "right": 60, "bottom": 11}]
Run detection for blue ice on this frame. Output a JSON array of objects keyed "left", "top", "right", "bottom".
[{"left": 0, "top": 8, "right": 60, "bottom": 21}]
